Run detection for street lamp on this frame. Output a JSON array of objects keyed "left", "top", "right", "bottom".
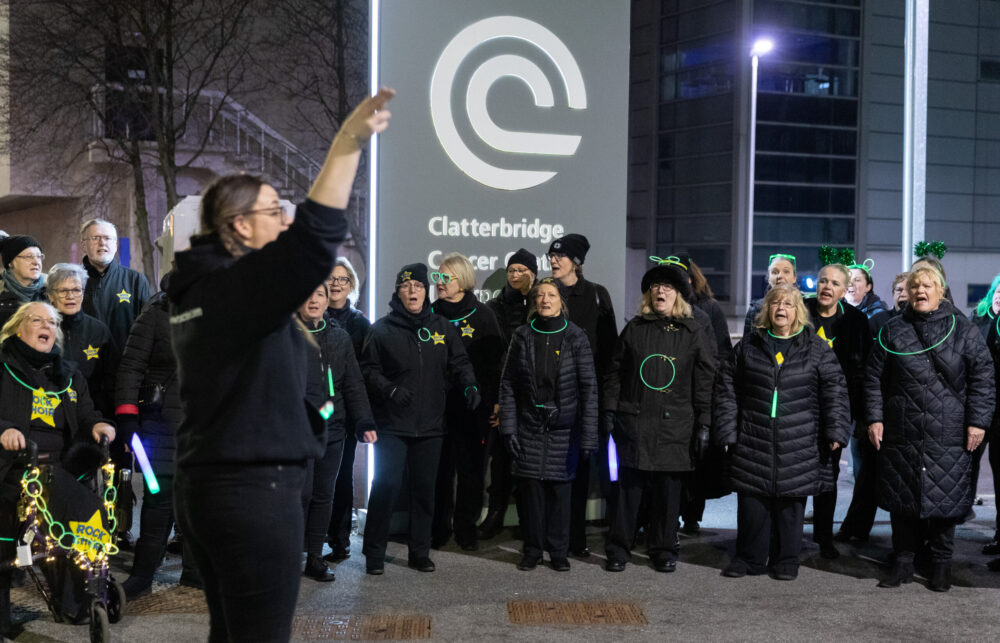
[{"left": 745, "top": 38, "right": 774, "bottom": 309}]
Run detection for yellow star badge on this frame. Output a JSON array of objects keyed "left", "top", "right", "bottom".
[
  {"left": 460, "top": 323, "right": 475, "bottom": 338},
  {"left": 116, "top": 289, "right": 132, "bottom": 303},
  {"left": 817, "top": 326, "right": 834, "bottom": 349},
  {"left": 68, "top": 510, "right": 111, "bottom": 561},
  {"left": 30, "top": 389, "right": 61, "bottom": 428},
  {"left": 430, "top": 331, "right": 446, "bottom": 345},
  {"left": 400, "top": 271, "right": 412, "bottom": 283},
  {"left": 83, "top": 344, "right": 100, "bottom": 360}
]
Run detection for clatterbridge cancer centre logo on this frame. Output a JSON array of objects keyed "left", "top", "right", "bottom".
[{"left": 430, "top": 16, "right": 587, "bottom": 191}]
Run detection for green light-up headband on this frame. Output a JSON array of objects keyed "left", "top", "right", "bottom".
[
  {"left": 768, "top": 253, "right": 796, "bottom": 268},
  {"left": 649, "top": 255, "right": 689, "bottom": 271},
  {"left": 848, "top": 258, "right": 875, "bottom": 275}
]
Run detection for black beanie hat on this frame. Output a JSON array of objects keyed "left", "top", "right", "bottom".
[
  {"left": 642, "top": 259, "right": 691, "bottom": 300},
  {"left": 549, "top": 233, "right": 590, "bottom": 266},
  {"left": 507, "top": 248, "right": 538, "bottom": 275},
  {"left": 1, "top": 235, "right": 42, "bottom": 268},
  {"left": 396, "top": 262, "right": 429, "bottom": 290}
]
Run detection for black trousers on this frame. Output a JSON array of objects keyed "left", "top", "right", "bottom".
[
  {"left": 735, "top": 493, "right": 806, "bottom": 574},
  {"left": 519, "top": 477, "right": 572, "bottom": 559},
  {"left": 812, "top": 446, "right": 841, "bottom": 545},
  {"left": 303, "top": 436, "right": 345, "bottom": 556},
  {"left": 175, "top": 462, "right": 306, "bottom": 643},
  {"left": 131, "top": 473, "right": 197, "bottom": 583},
  {"left": 606, "top": 468, "right": 683, "bottom": 563},
  {"left": 327, "top": 432, "right": 358, "bottom": 551},
  {"left": 485, "top": 428, "right": 516, "bottom": 518},
  {"left": 839, "top": 437, "right": 879, "bottom": 538},
  {"left": 362, "top": 433, "right": 443, "bottom": 562},
  {"left": 890, "top": 513, "right": 957, "bottom": 563},
  {"left": 433, "top": 404, "right": 488, "bottom": 545}
]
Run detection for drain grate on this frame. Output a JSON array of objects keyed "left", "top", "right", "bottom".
[
  {"left": 291, "top": 614, "right": 432, "bottom": 640},
  {"left": 126, "top": 585, "right": 209, "bottom": 614},
  {"left": 508, "top": 600, "right": 648, "bottom": 626}
]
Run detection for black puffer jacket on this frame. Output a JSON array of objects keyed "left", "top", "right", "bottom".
[
  {"left": 432, "top": 291, "right": 505, "bottom": 409},
  {"left": 855, "top": 291, "right": 891, "bottom": 336},
  {"left": 604, "top": 314, "right": 715, "bottom": 471},
  {"left": 61, "top": 312, "right": 119, "bottom": 418},
  {"left": 713, "top": 326, "right": 851, "bottom": 497},
  {"left": 805, "top": 299, "right": 869, "bottom": 425},
  {"left": 361, "top": 296, "right": 477, "bottom": 438},
  {"left": 302, "top": 317, "right": 374, "bottom": 441},
  {"left": 865, "top": 301, "right": 995, "bottom": 518},
  {"left": 498, "top": 318, "right": 598, "bottom": 481},
  {"left": 115, "top": 291, "right": 179, "bottom": 474}
]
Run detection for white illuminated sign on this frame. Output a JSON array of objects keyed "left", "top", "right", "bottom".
[{"left": 429, "top": 16, "right": 587, "bottom": 191}]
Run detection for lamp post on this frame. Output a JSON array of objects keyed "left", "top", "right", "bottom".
[{"left": 745, "top": 38, "right": 774, "bottom": 309}]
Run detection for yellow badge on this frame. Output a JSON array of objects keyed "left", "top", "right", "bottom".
[
  {"left": 775, "top": 352, "right": 785, "bottom": 366},
  {"left": 68, "top": 388, "right": 78, "bottom": 403},
  {"left": 83, "top": 344, "right": 100, "bottom": 360},
  {"left": 400, "top": 271, "right": 412, "bottom": 283},
  {"left": 430, "top": 331, "right": 446, "bottom": 345},
  {"left": 31, "top": 389, "right": 60, "bottom": 428},
  {"left": 817, "top": 326, "right": 834, "bottom": 349},
  {"left": 116, "top": 289, "right": 132, "bottom": 303},
  {"left": 460, "top": 323, "right": 475, "bottom": 338},
  {"left": 68, "top": 511, "right": 111, "bottom": 561}
]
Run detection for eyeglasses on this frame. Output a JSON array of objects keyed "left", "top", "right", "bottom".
[
  {"left": 232, "top": 206, "right": 289, "bottom": 220},
  {"left": 507, "top": 267, "right": 530, "bottom": 276},
  {"left": 26, "top": 315, "right": 58, "bottom": 328},
  {"left": 52, "top": 287, "right": 83, "bottom": 298},
  {"left": 328, "top": 276, "right": 351, "bottom": 286},
  {"left": 770, "top": 301, "right": 795, "bottom": 309},
  {"left": 399, "top": 281, "right": 425, "bottom": 291},
  {"left": 547, "top": 252, "right": 567, "bottom": 262},
  {"left": 430, "top": 272, "right": 454, "bottom": 285},
  {"left": 15, "top": 252, "right": 44, "bottom": 263},
  {"left": 85, "top": 235, "right": 116, "bottom": 244},
  {"left": 649, "top": 282, "right": 675, "bottom": 291}
]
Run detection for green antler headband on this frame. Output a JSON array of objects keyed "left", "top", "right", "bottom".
[
  {"left": 914, "top": 240, "right": 947, "bottom": 260},
  {"left": 848, "top": 258, "right": 875, "bottom": 275},
  {"left": 649, "top": 255, "right": 689, "bottom": 271}
]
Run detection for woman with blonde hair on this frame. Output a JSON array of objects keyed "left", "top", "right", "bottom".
[
  {"left": 602, "top": 258, "right": 715, "bottom": 572},
  {"left": 866, "top": 265, "right": 994, "bottom": 591},
  {"left": 715, "top": 284, "right": 850, "bottom": 580},
  {"left": 430, "top": 252, "right": 504, "bottom": 551}
]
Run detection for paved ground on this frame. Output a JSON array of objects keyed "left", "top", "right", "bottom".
[{"left": 9, "top": 448, "right": 1000, "bottom": 642}]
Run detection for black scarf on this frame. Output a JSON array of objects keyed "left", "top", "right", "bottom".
[
  {"left": 432, "top": 291, "right": 478, "bottom": 321},
  {"left": 388, "top": 293, "right": 431, "bottom": 328},
  {"left": 2, "top": 336, "right": 72, "bottom": 388}
]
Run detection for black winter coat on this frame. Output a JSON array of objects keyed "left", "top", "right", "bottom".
[
  {"left": 742, "top": 298, "right": 763, "bottom": 338},
  {"left": 972, "top": 310, "right": 1000, "bottom": 436},
  {"left": 604, "top": 314, "right": 715, "bottom": 471},
  {"left": 692, "top": 293, "right": 733, "bottom": 361},
  {"left": 488, "top": 284, "right": 530, "bottom": 346},
  {"left": 61, "top": 312, "right": 119, "bottom": 418},
  {"left": 865, "top": 301, "right": 995, "bottom": 518},
  {"left": 563, "top": 278, "right": 617, "bottom": 387},
  {"left": 0, "top": 282, "right": 47, "bottom": 329},
  {"left": 302, "top": 317, "right": 374, "bottom": 441},
  {"left": 361, "top": 297, "right": 477, "bottom": 438},
  {"left": 83, "top": 256, "right": 151, "bottom": 351},
  {"left": 167, "top": 199, "right": 346, "bottom": 467},
  {"left": 432, "top": 291, "right": 505, "bottom": 409},
  {"left": 714, "top": 327, "right": 851, "bottom": 497},
  {"left": 855, "top": 291, "right": 892, "bottom": 337},
  {"left": 326, "top": 303, "right": 371, "bottom": 360},
  {"left": 499, "top": 319, "right": 598, "bottom": 481},
  {"left": 805, "top": 299, "right": 869, "bottom": 425},
  {"left": 115, "top": 291, "right": 179, "bottom": 474}
]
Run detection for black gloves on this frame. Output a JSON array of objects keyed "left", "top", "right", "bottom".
[
  {"left": 600, "top": 410, "right": 616, "bottom": 439},
  {"left": 465, "top": 386, "right": 482, "bottom": 411},
  {"left": 389, "top": 386, "right": 413, "bottom": 407},
  {"left": 693, "top": 424, "right": 711, "bottom": 462},
  {"left": 115, "top": 414, "right": 141, "bottom": 444},
  {"left": 504, "top": 434, "right": 521, "bottom": 460}
]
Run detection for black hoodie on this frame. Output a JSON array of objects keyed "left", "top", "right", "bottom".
[
  {"left": 360, "top": 294, "right": 477, "bottom": 438},
  {"left": 166, "top": 199, "right": 346, "bottom": 467}
]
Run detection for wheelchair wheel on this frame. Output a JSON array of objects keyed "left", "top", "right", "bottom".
[
  {"left": 107, "top": 578, "right": 127, "bottom": 623},
  {"left": 89, "top": 600, "right": 110, "bottom": 643}
]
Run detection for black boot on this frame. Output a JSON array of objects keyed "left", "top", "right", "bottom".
[
  {"left": 928, "top": 562, "right": 951, "bottom": 592},
  {"left": 878, "top": 560, "right": 914, "bottom": 588},
  {"left": 478, "top": 509, "right": 505, "bottom": 539},
  {"left": 304, "top": 554, "right": 336, "bottom": 582},
  {"left": 121, "top": 575, "right": 153, "bottom": 601}
]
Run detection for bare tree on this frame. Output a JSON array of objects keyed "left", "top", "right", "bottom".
[{"left": 2, "top": 0, "right": 262, "bottom": 281}]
